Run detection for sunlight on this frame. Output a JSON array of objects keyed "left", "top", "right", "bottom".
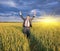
[
  {"left": 41, "top": 17, "right": 57, "bottom": 23},
  {"left": 39, "top": 16, "right": 59, "bottom": 25}
]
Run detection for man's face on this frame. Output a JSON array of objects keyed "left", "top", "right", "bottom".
[{"left": 26, "top": 16, "right": 30, "bottom": 20}]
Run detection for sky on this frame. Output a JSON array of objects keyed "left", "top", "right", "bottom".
[{"left": 0, "top": 0, "right": 60, "bottom": 22}]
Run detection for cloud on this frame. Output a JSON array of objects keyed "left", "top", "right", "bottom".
[
  {"left": 0, "top": 0, "right": 17, "bottom": 7},
  {"left": 15, "top": 1, "right": 34, "bottom": 10},
  {"left": 0, "top": 16, "right": 22, "bottom": 22},
  {"left": 0, "top": 11, "right": 19, "bottom": 17},
  {"left": 30, "top": 9, "right": 40, "bottom": 15},
  {"left": 45, "top": 1, "right": 59, "bottom": 7},
  {"left": 0, "top": 0, "right": 60, "bottom": 22},
  {"left": 30, "top": 9, "right": 47, "bottom": 16}
]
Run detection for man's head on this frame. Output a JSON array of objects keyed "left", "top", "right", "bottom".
[{"left": 26, "top": 15, "right": 30, "bottom": 20}]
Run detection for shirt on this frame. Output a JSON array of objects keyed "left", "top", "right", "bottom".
[{"left": 25, "top": 19, "right": 30, "bottom": 27}]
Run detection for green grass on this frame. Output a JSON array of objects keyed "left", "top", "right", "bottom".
[{"left": 0, "top": 22, "right": 60, "bottom": 51}]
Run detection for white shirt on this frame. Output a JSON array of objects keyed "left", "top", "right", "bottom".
[{"left": 25, "top": 20, "right": 30, "bottom": 27}]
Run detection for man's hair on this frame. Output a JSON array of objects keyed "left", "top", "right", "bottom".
[{"left": 27, "top": 15, "right": 30, "bottom": 16}]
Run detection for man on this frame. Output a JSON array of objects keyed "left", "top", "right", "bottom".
[{"left": 19, "top": 11, "right": 36, "bottom": 38}]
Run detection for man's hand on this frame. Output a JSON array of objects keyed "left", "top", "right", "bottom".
[
  {"left": 19, "top": 11, "right": 22, "bottom": 15},
  {"left": 33, "top": 10, "right": 36, "bottom": 16}
]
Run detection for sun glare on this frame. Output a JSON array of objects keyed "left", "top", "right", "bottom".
[{"left": 41, "top": 17, "right": 57, "bottom": 24}]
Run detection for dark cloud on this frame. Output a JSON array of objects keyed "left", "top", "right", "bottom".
[{"left": 0, "top": 0, "right": 60, "bottom": 21}]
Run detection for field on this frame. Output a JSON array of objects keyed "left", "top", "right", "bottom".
[{"left": 0, "top": 22, "right": 60, "bottom": 51}]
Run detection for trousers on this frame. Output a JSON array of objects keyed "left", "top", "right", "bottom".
[{"left": 23, "top": 27, "right": 30, "bottom": 38}]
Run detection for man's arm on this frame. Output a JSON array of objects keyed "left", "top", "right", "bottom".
[
  {"left": 19, "top": 11, "right": 25, "bottom": 20},
  {"left": 31, "top": 16, "right": 35, "bottom": 20},
  {"left": 19, "top": 11, "right": 24, "bottom": 20},
  {"left": 31, "top": 11, "right": 36, "bottom": 20}
]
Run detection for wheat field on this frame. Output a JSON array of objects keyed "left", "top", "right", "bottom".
[{"left": 0, "top": 22, "right": 60, "bottom": 51}]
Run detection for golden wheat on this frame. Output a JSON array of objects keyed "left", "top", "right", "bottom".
[{"left": 0, "top": 22, "right": 60, "bottom": 51}]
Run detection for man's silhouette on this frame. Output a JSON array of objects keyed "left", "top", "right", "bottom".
[{"left": 19, "top": 11, "right": 36, "bottom": 38}]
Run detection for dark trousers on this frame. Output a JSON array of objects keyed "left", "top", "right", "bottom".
[{"left": 23, "top": 27, "right": 30, "bottom": 38}]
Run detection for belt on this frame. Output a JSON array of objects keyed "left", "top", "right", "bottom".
[{"left": 24, "top": 26, "right": 30, "bottom": 28}]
